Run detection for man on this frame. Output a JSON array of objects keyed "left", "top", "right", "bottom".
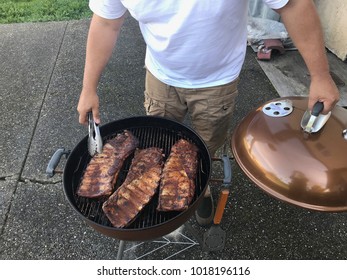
[{"left": 77, "top": 0, "right": 340, "bottom": 226}]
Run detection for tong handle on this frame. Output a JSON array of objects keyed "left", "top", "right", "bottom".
[
  {"left": 88, "top": 112, "right": 95, "bottom": 134},
  {"left": 88, "top": 111, "right": 103, "bottom": 156}
]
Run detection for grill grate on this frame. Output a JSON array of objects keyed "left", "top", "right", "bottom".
[{"left": 72, "top": 125, "right": 206, "bottom": 230}]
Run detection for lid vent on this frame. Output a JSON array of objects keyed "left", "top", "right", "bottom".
[{"left": 262, "top": 100, "right": 293, "bottom": 117}]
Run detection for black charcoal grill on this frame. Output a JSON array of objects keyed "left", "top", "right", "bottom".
[{"left": 48, "top": 116, "right": 212, "bottom": 244}]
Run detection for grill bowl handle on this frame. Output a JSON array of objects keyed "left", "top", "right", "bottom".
[
  {"left": 46, "top": 148, "right": 70, "bottom": 177},
  {"left": 221, "top": 154, "right": 232, "bottom": 185}
]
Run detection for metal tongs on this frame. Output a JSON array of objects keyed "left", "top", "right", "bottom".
[{"left": 88, "top": 112, "right": 103, "bottom": 156}]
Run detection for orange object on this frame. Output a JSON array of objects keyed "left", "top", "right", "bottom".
[{"left": 213, "top": 189, "right": 229, "bottom": 224}]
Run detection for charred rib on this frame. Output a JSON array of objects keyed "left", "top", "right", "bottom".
[
  {"left": 102, "top": 147, "right": 164, "bottom": 228},
  {"left": 77, "top": 130, "right": 139, "bottom": 198},
  {"left": 157, "top": 139, "right": 198, "bottom": 212}
]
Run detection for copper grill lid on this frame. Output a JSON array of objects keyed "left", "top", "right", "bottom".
[{"left": 231, "top": 96, "right": 347, "bottom": 212}]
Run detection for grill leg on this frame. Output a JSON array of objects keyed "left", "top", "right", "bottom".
[{"left": 116, "top": 240, "right": 126, "bottom": 260}]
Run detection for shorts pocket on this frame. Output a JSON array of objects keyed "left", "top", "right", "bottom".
[
  {"left": 206, "top": 89, "right": 238, "bottom": 124},
  {"left": 144, "top": 90, "right": 166, "bottom": 116}
]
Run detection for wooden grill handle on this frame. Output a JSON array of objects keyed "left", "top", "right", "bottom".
[{"left": 213, "top": 189, "right": 229, "bottom": 225}]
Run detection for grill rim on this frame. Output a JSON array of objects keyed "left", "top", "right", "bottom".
[{"left": 62, "top": 116, "right": 211, "bottom": 241}]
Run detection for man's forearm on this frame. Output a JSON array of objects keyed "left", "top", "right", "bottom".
[
  {"left": 82, "top": 14, "right": 125, "bottom": 92},
  {"left": 277, "top": 0, "right": 329, "bottom": 79},
  {"left": 276, "top": 0, "right": 339, "bottom": 113}
]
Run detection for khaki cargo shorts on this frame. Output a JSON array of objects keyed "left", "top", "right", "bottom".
[{"left": 144, "top": 70, "right": 239, "bottom": 155}]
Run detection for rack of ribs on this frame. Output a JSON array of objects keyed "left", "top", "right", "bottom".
[
  {"left": 77, "top": 130, "right": 139, "bottom": 198},
  {"left": 102, "top": 147, "right": 164, "bottom": 228},
  {"left": 157, "top": 139, "right": 199, "bottom": 212}
]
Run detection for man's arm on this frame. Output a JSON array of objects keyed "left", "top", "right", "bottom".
[
  {"left": 77, "top": 13, "right": 126, "bottom": 125},
  {"left": 276, "top": 0, "right": 340, "bottom": 114}
]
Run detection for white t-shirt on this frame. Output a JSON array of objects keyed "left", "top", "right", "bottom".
[{"left": 89, "top": 0, "right": 289, "bottom": 88}]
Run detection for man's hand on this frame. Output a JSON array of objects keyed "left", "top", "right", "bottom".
[
  {"left": 77, "top": 87, "right": 100, "bottom": 125},
  {"left": 308, "top": 73, "right": 340, "bottom": 114}
]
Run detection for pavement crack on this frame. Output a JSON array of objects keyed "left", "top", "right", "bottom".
[
  {"left": 19, "top": 177, "right": 62, "bottom": 185},
  {"left": 17, "top": 22, "right": 69, "bottom": 182},
  {"left": 0, "top": 174, "right": 19, "bottom": 182}
]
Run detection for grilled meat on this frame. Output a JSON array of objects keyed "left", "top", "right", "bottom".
[
  {"left": 157, "top": 139, "right": 199, "bottom": 211},
  {"left": 77, "top": 130, "right": 139, "bottom": 198},
  {"left": 102, "top": 147, "right": 164, "bottom": 228}
]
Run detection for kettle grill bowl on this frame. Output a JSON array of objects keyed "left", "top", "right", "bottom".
[{"left": 63, "top": 116, "right": 211, "bottom": 241}]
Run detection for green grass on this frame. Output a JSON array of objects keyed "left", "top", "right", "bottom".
[{"left": 0, "top": 0, "right": 92, "bottom": 24}]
